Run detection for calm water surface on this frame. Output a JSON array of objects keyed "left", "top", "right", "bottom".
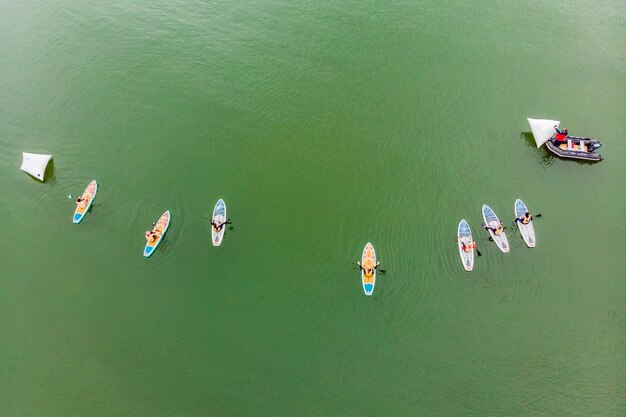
[{"left": 1, "top": 1, "right": 625, "bottom": 416}]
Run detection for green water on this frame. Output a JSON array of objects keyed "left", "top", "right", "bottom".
[{"left": 1, "top": 1, "right": 625, "bottom": 415}]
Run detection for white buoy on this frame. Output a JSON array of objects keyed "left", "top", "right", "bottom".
[{"left": 20, "top": 152, "right": 52, "bottom": 182}]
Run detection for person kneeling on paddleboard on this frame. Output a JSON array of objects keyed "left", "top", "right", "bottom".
[
  {"left": 210, "top": 219, "right": 231, "bottom": 233},
  {"left": 461, "top": 241, "right": 476, "bottom": 253},
  {"left": 516, "top": 212, "right": 533, "bottom": 225},
  {"left": 553, "top": 126, "right": 568, "bottom": 144},
  {"left": 145, "top": 230, "right": 160, "bottom": 244},
  {"left": 484, "top": 223, "right": 504, "bottom": 236},
  {"left": 357, "top": 261, "right": 380, "bottom": 277}
]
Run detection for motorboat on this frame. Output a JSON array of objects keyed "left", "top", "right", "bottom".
[{"left": 527, "top": 118, "right": 603, "bottom": 162}]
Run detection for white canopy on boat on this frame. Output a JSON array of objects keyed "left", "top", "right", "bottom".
[
  {"left": 20, "top": 152, "right": 52, "bottom": 181},
  {"left": 527, "top": 118, "right": 560, "bottom": 148}
]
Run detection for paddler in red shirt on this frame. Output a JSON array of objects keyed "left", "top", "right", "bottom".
[{"left": 553, "top": 126, "right": 569, "bottom": 143}]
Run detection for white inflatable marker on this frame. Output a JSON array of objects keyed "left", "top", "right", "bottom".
[
  {"left": 20, "top": 152, "right": 52, "bottom": 182},
  {"left": 527, "top": 118, "right": 560, "bottom": 148}
]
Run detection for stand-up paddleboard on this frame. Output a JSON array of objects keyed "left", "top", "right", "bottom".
[
  {"left": 73, "top": 180, "right": 98, "bottom": 224},
  {"left": 482, "top": 204, "right": 509, "bottom": 253},
  {"left": 514, "top": 199, "right": 536, "bottom": 248},
  {"left": 457, "top": 219, "right": 474, "bottom": 271},
  {"left": 144, "top": 210, "right": 170, "bottom": 257},
  {"left": 361, "top": 242, "right": 377, "bottom": 296},
  {"left": 211, "top": 199, "right": 226, "bottom": 246}
]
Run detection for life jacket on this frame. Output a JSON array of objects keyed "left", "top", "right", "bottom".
[{"left": 555, "top": 133, "right": 567, "bottom": 141}]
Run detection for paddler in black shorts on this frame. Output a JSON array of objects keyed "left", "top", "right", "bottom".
[
  {"left": 210, "top": 219, "right": 231, "bottom": 232},
  {"left": 515, "top": 212, "right": 533, "bottom": 225}
]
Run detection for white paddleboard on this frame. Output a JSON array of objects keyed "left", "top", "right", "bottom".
[
  {"left": 457, "top": 219, "right": 474, "bottom": 271},
  {"left": 514, "top": 199, "right": 536, "bottom": 248},
  {"left": 482, "top": 204, "right": 509, "bottom": 253},
  {"left": 211, "top": 199, "right": 226, "bottom": 246}
]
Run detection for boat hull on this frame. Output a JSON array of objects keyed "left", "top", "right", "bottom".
[{"left": 545, "top": 136, "right": 603, "bottom": 161}]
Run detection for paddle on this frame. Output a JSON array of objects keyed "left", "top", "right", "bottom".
[
  {"left": 200, "top": 217, "right": 233, "bottom": 229},
  {"left": 482, "top": 223, "right": 506, "bottom": 233},
  {"left": 68, "top": 194, "right": 86, "bottom": 203},
  {"left": 513, "top": 213, "right": 542, "bottom": 224},
  {"left": 483, "top": 223, "right": 508, "bottom": 231},
  {"left": 482, "top": 223, "right": 506, "bottom": 244},
  {"left": 356, "top": 261, "right": 386, "bottom": 274}
]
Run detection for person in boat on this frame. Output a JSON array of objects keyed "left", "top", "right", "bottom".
[
  {"left": 515, "top": 212, "right": 533, "bottom": 225},
  {"left": 484, "top": 223, "right": 504, "bottom": 236},
  {"left": 461, "top": 241, "right": 476, "bottom": 252},
  {"left": 210, "top": 218, "right": 231, "bottom": 232},
  {"left": 553, "top": 126, "right": 569, "bottom": 143}
]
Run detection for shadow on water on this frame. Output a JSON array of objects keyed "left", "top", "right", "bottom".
[
  {"left": 24, "top": 159, "right": 56, "bottom": 184},
  {"left": 43, "top": 159, "right": 56, "bottom": 183},
  {"left": 520, "top": 132, "right": 556, "bottom": 167}
]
